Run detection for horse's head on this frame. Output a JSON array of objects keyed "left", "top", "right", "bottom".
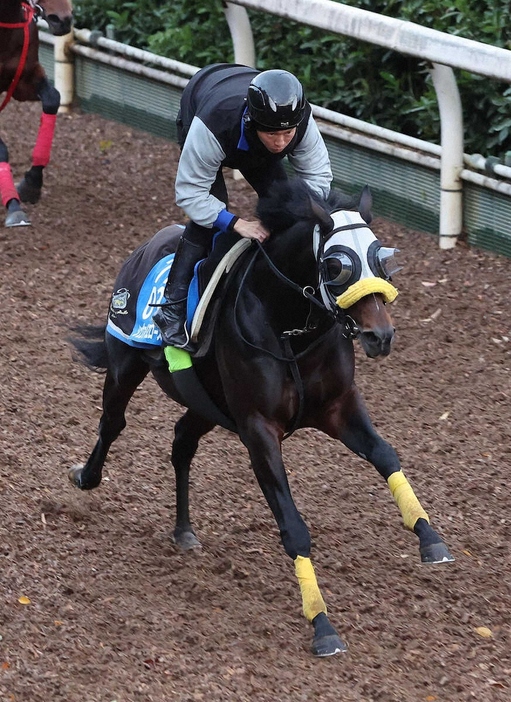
[
  {"left": 37, "top": 0, "right": 73, "bottom": 36},
  {"left": 315, "top": 186, "right": 401, "bottom": 358},
  {"left": 256, "top": 180, "right": 401, "bottom": 358}
]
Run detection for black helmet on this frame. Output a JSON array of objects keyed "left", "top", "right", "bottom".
[{"left": 246, "top": 70, "right": 306, "bottom": 131}]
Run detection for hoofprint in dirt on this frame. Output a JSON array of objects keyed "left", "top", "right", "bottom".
[{"left": 0, "top": 100, "right": 510, "bottom": 702}]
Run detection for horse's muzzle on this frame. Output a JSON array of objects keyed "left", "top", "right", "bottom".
[
  {"left": 359, "top": 327, "right": 395, "bottom": 358},
  {"left": 45, "top": 15, "right": 72, "bottom": 36}
]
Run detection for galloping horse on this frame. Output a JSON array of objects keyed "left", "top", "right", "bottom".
[
  {"left": 0, "top": 0, "right": 73, "bottom": 227},
  {"left": 69, "top": 180, "right": 454, "bottom": 657}
]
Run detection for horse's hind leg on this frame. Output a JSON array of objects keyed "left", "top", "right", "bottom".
[
  {"left": 17, "top": 77, "right": 59, "bottom": 205},
  {"left": 323, "top": 387, "right": 454, "bottom": 564},
  {"left": 0, "top": 139, "right": 30, "bottom": 227},
  {"left": 69, "top": 346, "right": 149, "bottom": 490},
  {"left": 171, "top": 410, "right": 216, "bottom": 550}
]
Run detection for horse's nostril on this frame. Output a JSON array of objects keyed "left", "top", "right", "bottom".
[
  {"left": 363, "top": 331, "right": 380, "bottom": 346},
  {"left": 46, "top": 15, "right": 72, "bottom": 35},
  {"left": 47, "top": 14, "right": 71, "bottom": 24}
]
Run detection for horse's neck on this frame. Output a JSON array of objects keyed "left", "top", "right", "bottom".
[
  {"left": 247, "top": 226, "right": 318, "bottom": 326},
  {"left": 265, "top": 225, "right": 316, "bottom": 287},
  {"left": 0, "top": 1, "right": 23, "bottom": 23}
]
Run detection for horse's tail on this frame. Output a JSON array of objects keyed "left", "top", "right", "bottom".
[{"left": 67, "top": 324, "right": 108, "bottom": 372}]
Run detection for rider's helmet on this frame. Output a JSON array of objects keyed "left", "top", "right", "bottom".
[{"left": 246, "top": 70, "right": 306, "bottom": 131}]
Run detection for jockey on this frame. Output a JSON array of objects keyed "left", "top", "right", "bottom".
[{"left": 153, "top": 62, "right": 333, "bottom": 351}]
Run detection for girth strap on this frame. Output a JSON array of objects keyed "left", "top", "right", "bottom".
[{"left": 281, "top": 335, "right": 305, "bottom": 440}]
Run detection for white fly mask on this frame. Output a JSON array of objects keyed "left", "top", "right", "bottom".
[{"left": 313, "top": 208, "right": 401, "bottom": 311}]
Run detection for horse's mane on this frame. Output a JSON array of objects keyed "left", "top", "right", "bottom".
[{"left": 256, "top": 178, "right": 358, "bottom": 235}]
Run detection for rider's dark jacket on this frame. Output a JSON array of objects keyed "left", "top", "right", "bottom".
[{"left": 175, "top": 63, "right": 332, "bottom": 232}]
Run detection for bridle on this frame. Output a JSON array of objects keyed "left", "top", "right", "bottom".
[
  {"left": 0, "top": 1, "right": 41, "bottom": 113},
  {"left": 253, "top": 239, "right": 361, "bottom": 340}
]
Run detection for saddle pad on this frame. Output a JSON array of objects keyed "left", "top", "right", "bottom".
[{"left": 106, "top": 225, "right": 184, "bottom": 349}]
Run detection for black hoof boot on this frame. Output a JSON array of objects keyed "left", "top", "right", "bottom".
[
  {"left": 420, "top": 542, "right": 455, "bottom": 564},
  {"left": 5, "top": 198, "right": 30, "bottom": 227},
  {"left": 311, "top": 613, "right": 347, "bottom": 657},
  {"left": 414, "top": 518, "right": 455, "bottom": 564},
  {"left": 17, "top": 167, "right": 43, "bottom": 204}
]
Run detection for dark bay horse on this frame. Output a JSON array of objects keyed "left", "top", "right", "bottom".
[
  {"left": 69, "top": 180, "right": 454, "bottom": 657},
  {"left": 0, "top": 0, "right": 72, "bottom": 227}
]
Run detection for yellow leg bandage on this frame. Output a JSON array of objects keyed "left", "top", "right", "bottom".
[
  {"left": 387, "top": 471, "right": 429, "bottom": 531},
  {"left": 294, "top": 555, "right": 327, "bottom": 622}
]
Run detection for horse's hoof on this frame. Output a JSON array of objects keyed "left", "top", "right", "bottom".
[
  {"left": 68, "top": 464, "right": 101, "bottom": 490},
  {"left": 68, "top": 464, "right": 85, "bottom": 488},
  {"left": 311, "top": 612, "right": 347, "bottom": 657},
  {"left": 17, "top": 178, "right": 41, "bottom": 205},
  {"left": 311, "top": 633, "right": 347, "bottom": 657},
  {"left": 5, "top": 209, "right": 31, "bottom": 227},
  {"left": 420, "top": 542, "right": 455, "bottom": 564},
  {"left": 173, "top": 530, "right": 202, "bottom": 551}
]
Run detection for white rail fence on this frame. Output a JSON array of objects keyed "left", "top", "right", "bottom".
[{"left": 40, "top": 0, "right": 511, "bottom": 252}]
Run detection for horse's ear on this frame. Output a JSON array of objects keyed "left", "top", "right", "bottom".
[
  {"left": 310, "top": 197, "right": 334, "bottom": 233},
  {"left": 359, "top": 185, "right": 373, "bottom": 224}
]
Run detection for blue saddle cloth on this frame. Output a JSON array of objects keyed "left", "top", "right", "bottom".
[{"left": 106, "top": 225, "right": 203, "bottom": 349}]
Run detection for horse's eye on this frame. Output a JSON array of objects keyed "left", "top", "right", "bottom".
[{"left": 324, "top": 253, "right": 354, "bottom": 287}]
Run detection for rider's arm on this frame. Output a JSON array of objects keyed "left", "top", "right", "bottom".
[
  {"left": 175, "top": 116, "right": 269, "bottom": 242},
  {"left": 175, "top": 116, "right": 237, "bottom": 231},
  {"left": 287, "top": 114, "right": 332, "bottom": 200}
]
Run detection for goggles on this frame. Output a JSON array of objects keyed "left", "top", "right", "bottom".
[{"left": 314, "top": 210, "right": 401, "bottom": 311}]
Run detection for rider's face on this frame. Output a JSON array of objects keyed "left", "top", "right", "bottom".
[{"left": 257, "top": 128, "right": 297, "bottom": 154}]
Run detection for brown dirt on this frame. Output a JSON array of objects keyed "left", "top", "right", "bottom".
[{"left": 1, "top": 101, "right": 510, "bottom": 702}]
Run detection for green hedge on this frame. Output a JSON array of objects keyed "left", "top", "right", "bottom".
[{"left": 73, "top": 0, "right": 511, "bottom": 159}]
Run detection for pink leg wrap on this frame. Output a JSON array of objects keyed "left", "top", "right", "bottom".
[
  {"left": 32, "top": 113, "right": 57, "bottom": 167},
  {"left": 0, "top": 162, "right": 19, "bottom": 207}
]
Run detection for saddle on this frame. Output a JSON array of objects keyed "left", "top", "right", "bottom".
[
  {"left": 106, "top": 225, "right": 252, "bottom": 358},
  {"left": 187, "top": 233, "right": 252, "bottom": 356}
]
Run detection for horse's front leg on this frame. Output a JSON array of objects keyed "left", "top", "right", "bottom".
[
  {"left": 322, "top": 386, "right": 454, "bottom": 564},
  {"left": 238, "top": 415, "right": 347, "bottom": 657},
  {"left": 17, "top": 77, "right": 60, "bottom": 205},
  {"left": 0, "top": 138, "right": 30, "bottom": 227}
]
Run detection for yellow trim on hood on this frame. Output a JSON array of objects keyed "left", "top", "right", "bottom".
[{"left": 336, "top": 278, "right": 398, "bottom": 309}]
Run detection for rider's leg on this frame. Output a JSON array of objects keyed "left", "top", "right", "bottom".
[
  {"left": 152, "top": 222, "right": 209, "bottom": 350},
  {"left": 154, "top": 170, "right": 229, "bottom": 350}
]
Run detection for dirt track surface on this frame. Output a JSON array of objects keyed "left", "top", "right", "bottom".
[{"left": 1, "top": 101, "right": 510, "bottom": 702}]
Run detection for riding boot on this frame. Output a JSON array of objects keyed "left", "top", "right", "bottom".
[{"left": 153, "top": 235, "right": 206, "bottom": 350}]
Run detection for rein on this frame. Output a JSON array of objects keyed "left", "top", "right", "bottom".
[
  {"left": 254, "top": 240, "right": 360, "bottom": 340},
  {"left": 0, "top": 1, "right": 37, "bottom": 113}
]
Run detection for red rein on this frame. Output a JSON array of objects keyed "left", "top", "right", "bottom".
[{"left": 0, "top": 2, "right": 36, "bottom": 113}]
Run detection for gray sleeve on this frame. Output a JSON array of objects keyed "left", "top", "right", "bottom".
[
  {"left": 287, "top": 115, "right": 332, "bottom": 200},
  {"left": 174, "top": 116, "right": 228, "bottom": 228}
]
